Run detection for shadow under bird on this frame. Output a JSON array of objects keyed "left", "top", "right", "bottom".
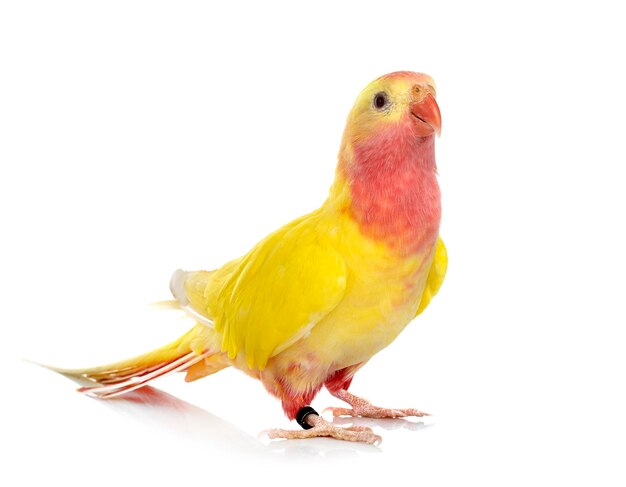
[{"left": 46, "top": 71, "right": 448, "bottom": 445}]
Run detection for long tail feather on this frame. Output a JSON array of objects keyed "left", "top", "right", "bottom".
[
  {"left": 78, "top": 351, "right": 211, "bottom": 398},
  {"left": 42, "top": 323, "right": 228, "bottom": 397}
]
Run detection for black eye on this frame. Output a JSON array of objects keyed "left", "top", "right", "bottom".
[{"left": 373, "top": 92, "right": 388, "bottom": 110}]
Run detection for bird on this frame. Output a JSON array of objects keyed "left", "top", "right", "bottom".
[{"left": 47, "top": 71, "right": 447, "bottom": 445}]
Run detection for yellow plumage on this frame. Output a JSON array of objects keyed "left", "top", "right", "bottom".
[
  {"left": 179, "top": 197, "right": 446, "bottom": 381},
  {"left": 415, "top": 237, "right": 448, "bottom": 317},
  {"left": 49, "top": 71, "right": 447, "bottom": 443}
]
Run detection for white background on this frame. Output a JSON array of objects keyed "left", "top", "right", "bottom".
[{"left": 1, "top": 1, "right": 625, "bottom": 485}]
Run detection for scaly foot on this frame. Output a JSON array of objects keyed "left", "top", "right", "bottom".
[
  {"left": 326, "top": 389, "right": 430, "bottom": 419},
  {"left": 265, "top": 413, "right": 381, "bottom": 445}
]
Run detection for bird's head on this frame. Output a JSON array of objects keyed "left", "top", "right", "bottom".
[
  {"left": 339, "top": 71, "right": 441, "bottom": 170},
  {"left": 330, "top": 72, "right": 443, "bottom": 253}
]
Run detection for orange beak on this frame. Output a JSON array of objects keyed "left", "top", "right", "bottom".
[{"left": 410, "top": 93, "right": 442, "bottom": 137}]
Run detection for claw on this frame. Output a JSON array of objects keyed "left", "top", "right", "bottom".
[
  {"left": 328, "top": 389, "right": 431, "bottom": 418},
  {"left": 264, "top": 415, "right": 382, "bottom": 445},
  {"left": 329, "top": 405, "right": 431, "bottom": 418},
  {"left": 323, "top": 406, "right": 353, "bottom": 417}
]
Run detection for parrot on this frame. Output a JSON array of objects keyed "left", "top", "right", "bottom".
[{"left": 47, "top": 71, "right": 447, "bottom": 445}]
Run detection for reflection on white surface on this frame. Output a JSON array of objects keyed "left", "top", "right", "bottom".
[
  {"left": 94, "top": 386, "right": 263, "bottom": 454},
  {"left": 85, "top": 384, "right": 434, "bottom": 458},
  {"left": 331, "top": 415, "right": 433, "bottom": 432},
  {"left": 7, "top": 302, "right": 626, "bottom": 486}
]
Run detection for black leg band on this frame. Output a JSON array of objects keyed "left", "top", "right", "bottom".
[{"left": 296, "top": 406, "right": 319, "bottom": 430}]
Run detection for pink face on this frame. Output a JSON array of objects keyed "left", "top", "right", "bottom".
[{"left": 361, "top": 71, "right": 442, "bottom": 139}]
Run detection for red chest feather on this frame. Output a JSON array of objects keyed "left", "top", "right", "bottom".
[{"left": 344, "top": 123, "right": 441, "bottom": 254}]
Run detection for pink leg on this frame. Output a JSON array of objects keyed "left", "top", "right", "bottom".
[
  {"left": 265, "top": 411, "right": 382, "bottom": 445},
  {"left": 326, "top": 389, "right": 430, "bottom": 419}
]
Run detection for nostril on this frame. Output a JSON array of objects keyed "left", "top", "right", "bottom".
[{"left": 414, "top": 84, "right": 436, "bottom": 98}]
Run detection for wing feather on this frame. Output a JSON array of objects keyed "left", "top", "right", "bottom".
[
  {"left": 415, "top": 237, "right": 448, "bottom": 317},
  {"left": 190, "top": 210, "right": 347, "bottom": 370}
]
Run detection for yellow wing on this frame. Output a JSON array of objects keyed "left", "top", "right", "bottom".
[
  {"left": 415, "top": 237, "right": 448, "bottom": 317},
  {"left": 187, "top": 210, "right": 347, "bottom": 370}
]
